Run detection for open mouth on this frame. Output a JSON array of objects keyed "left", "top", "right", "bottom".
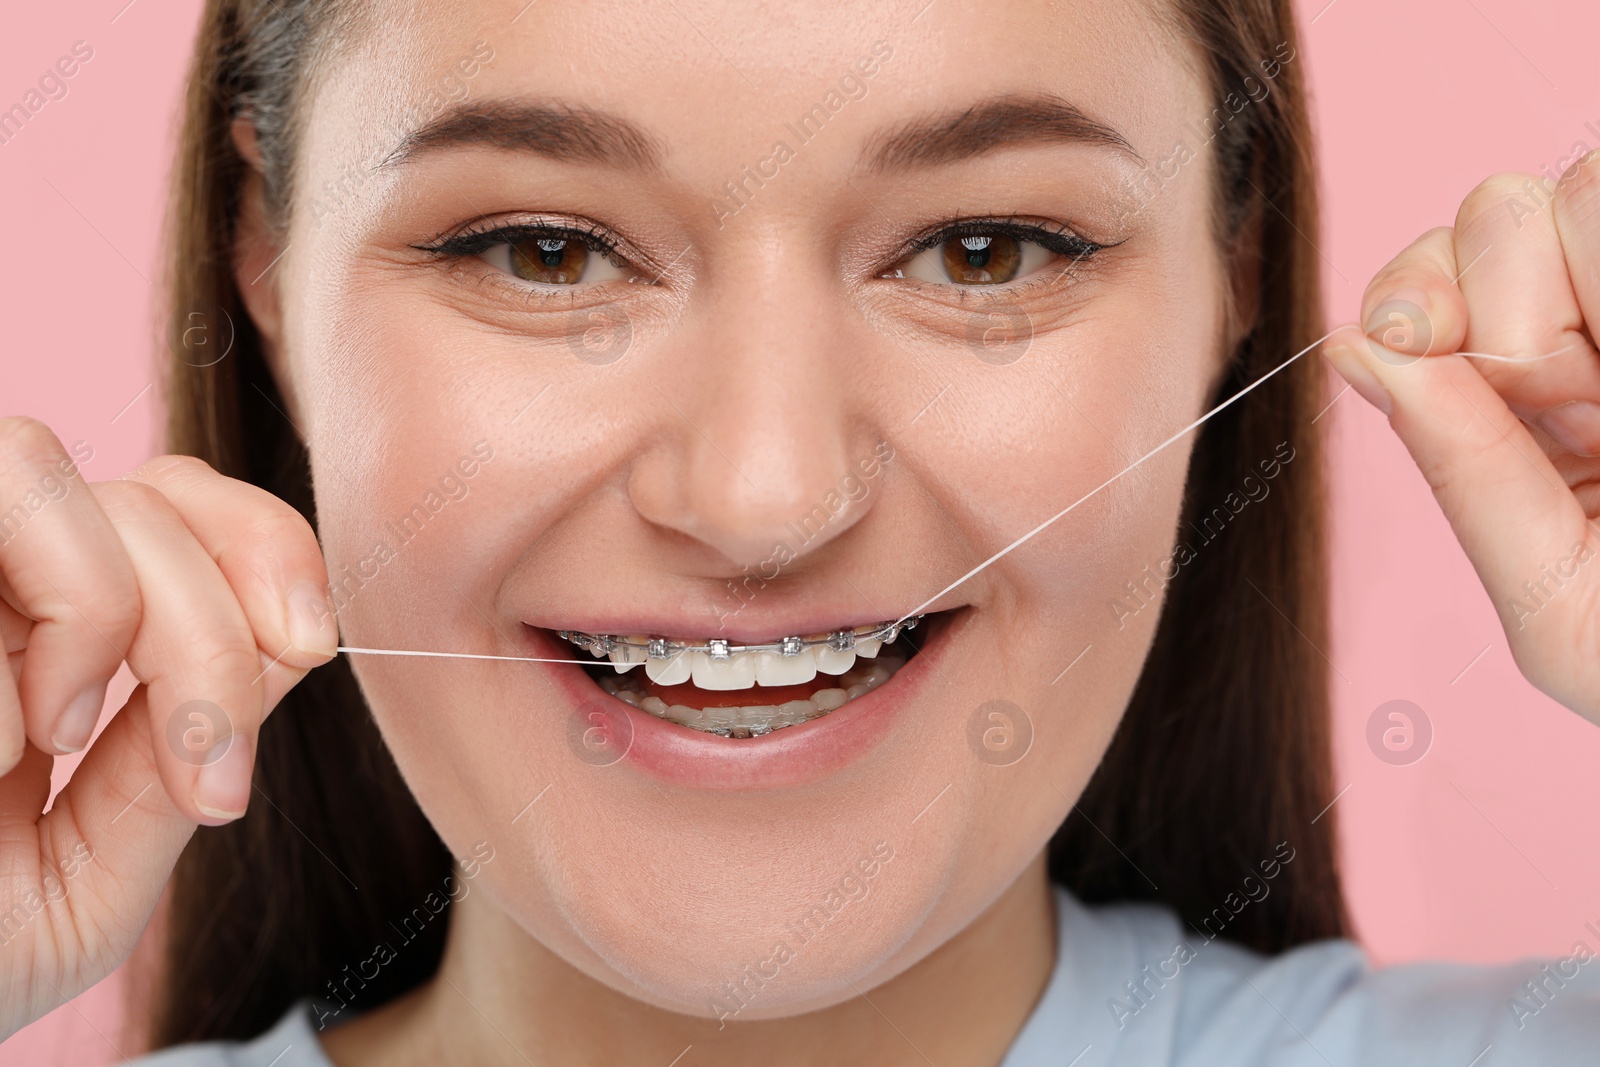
[{"left": 558, "top": 615, "right": 933, "bottom": 738}]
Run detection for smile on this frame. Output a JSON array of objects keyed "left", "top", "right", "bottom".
[{"left": 558, "top": 616, "right": 925, "bottom": 738}]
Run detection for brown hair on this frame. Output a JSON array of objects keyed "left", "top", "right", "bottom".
[{"left": 151, "top": 0, "right": 1342, "bottom": 1047}]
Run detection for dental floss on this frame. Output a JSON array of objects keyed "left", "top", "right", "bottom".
[
  {"left": 335, "top": 646, "right": 594, "bottom": 664},
  {"left": 891, "top": 340, "right": 1579, "bottom": 625},
  {"left": 334, "top": 339, "right": 1577, "bottom": 664}
]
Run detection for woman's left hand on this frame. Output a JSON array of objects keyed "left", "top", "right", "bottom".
[{"left": 1324, "top": 154, "right": 1600, "bottom": 723}]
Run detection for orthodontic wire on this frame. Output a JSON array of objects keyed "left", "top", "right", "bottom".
[{"left": 336, "top": 338, "right": 1579, "bottom": 665}]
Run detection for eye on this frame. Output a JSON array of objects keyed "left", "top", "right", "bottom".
[
  {"left": 418, "top": 221, "right": 636, "bottom": 288},
  {"left": 887, "top": 223, "right": 1101, "bottom": 287},
  {"left": 482, "top": 233, "right": 630, "bottom": 286}
]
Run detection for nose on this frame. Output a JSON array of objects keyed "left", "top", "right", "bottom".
[{"left": 628, "top": 260, "right": 871, "bottom": 569}]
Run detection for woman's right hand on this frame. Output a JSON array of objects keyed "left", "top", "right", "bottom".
[{"left": 0, "top": 416, "right": 336, "bottom": 1037}]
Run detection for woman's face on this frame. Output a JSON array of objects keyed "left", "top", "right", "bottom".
[{"left": 262, "top": 0, "right": 1231, "bottom": 1017}]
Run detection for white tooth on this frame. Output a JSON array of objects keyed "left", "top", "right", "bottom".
[
  {"left": 640, "top": 695, "right": 669, "bottom": 716},
  {"left": 702, "top": 704, "right": 739, "bottom": 727},
  {"left": 610, "top": 644, "right": 647, "bottom": 671},
  {"left": 669, "top": 704, "right": 701, "bottom": 725},
  {"left": 738, "top": 705, "right": 779, "bottom": 727},
  {"left": 645, "top": 653, "right": 692, "bottom": 685},
  {"left": 754, "top": 649, "right": 817, "bottom": 686},
  {"left": 846, "top": 684, "right": 869, "bottom": 699},
  {"left": 864, "top": 665, "right": 891, "bottom": 687},
  {"left": 812, "top": 688, "right": 848, "bottom": 711},
  {"left": 815, "top": 647, "right": 856, "bottom": 675},
  {"left": 854, "top": 637, "right": 882, "bottom": 659},
  {"left": 691, "top": 651, "right": 757, "bottom": 690},
  {"left": 780, "top": 699, "right": 815, "bottom": 724},
  {"left": 614, "top": 690, "right": 641, "bottom": 707}
]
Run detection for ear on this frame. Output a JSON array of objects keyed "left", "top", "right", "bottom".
[
  {"left": 229, "top": 117, "right": 297, "bottom": 412},
  {"left": 1222, "top": 200, "right": 1264, "bottom": 356}
]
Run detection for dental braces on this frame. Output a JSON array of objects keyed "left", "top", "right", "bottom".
[{"left": 557, "top": 615, "right": 921, "bottom": 660}]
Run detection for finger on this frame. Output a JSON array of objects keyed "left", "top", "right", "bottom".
[
  {"left": 1359, "top": 226, "right": 1469, "bottom": 360},
  {"left": 1, "top": 604, "right": 29, "bottom": 769},
  {"left": 29, "top": 687, "right": 197, "bottom": 978},
  {"left": 0, "top": 418, "right": 140, "bottom": 758},
  {"left": 1324, "top": 326, "right": 1600, "bottom": 708},
  {"left": 127, "top": 455, "right": 337, "bottom": 670},
  {"left": 1451, "top": 173, "right": 1600, "bottom": 448},
  {"left": 91, "top": 480, "right": 264, "bottom": 824},
  {"left": 1551, "top": 151, "right": 1600, "bottom": 454},
  {"left": 0, "top": 645, "right": 25, "bottom": 774}
]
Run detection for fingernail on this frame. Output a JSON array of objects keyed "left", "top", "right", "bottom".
[
  {"left": 1363, "top": 287, "right": 1435, "bottom": 357},
  {"left": 194, "top": 732, "right": 253, "bottom": 821},
  {"left": 287, "top": 580, "right": 337, "bottom": 657},
  {"left": 1538, "top": 401, "right": 1600, "bottom": 457},
  {"left": 52, "top": 683, "right": 107, "bottom": 754},
  {"left": 1323, "top": 338, "right": 1394, "bottom": 417}
]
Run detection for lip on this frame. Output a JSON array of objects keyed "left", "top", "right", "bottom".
[{"left": 523, "top": 609, "right": 960, "bottom": 790}]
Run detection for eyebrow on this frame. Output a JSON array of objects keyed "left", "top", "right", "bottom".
[
  {"left": 862, "top": 94, "right": 1142, "bottom": 171},
  {"left": 382, "top": 100, "right": 665, "bottom": 171}
]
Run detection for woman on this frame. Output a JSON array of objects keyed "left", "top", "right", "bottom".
[{"left": 1, "top": 0, "right": 1596, "bottom": 1062}]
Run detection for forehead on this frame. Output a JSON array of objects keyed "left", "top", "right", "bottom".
[{"left": 309, "top": 0, "right": 1202, "bottom": 192}]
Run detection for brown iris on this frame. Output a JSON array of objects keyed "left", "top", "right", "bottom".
[
  {"left": 940, "top": 233, "right": 1022, "bottom": 284},
  {"left": 509, "top": 237, "right": 590, "bottom": 284}
]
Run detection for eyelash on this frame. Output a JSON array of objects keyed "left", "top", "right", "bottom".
[
  {"left": 896, "top": 217, "right": 1107, "bottom": 287},
  {"left": 901, "top": 218, "right": 1104, "bottom": 264},
  {"left": 416, "top": 218, "right": 631, "bottom": 269}
]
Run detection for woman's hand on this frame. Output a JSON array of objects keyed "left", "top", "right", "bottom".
[
  {"left": 1324, "top": 153, "right": 1600, "bottom": 722},
  {"left": 0, "top": 418, "right": 335, "bottom": 1036}
]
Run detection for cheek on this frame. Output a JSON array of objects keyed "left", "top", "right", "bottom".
[
  {"left": 942, "top": 298, "right": 1220, "bottom": 634},
  {"left": 931, "top": 269, "right": 1224, "bottom": 805},
  {"left": 292, "top": 273, "right": 591, "bottom": 645}
]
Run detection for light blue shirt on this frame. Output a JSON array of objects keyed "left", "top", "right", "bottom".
[{"left": 127, "top": 886, "right": 1600, "bottom": 1065}]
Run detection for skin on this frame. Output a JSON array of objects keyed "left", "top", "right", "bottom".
[{"left": 0, "top": 0, "right": 1598, "bottom": 1062}]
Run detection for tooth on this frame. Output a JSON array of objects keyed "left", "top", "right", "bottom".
[
  {"left": 754, "top": 649, "right": 817, "bottom": 686},
  {"left": 815, "top": 647, "right": 856, "bottom": 675},
  {"left": 847, "top": 683, "right": 869, "bottom": 699},
  {"left": 738, "top": 705, "right": 779, "bottom": 728},
  {"left": 854, "top": 637, "right": 882, "bottom": 659},
  {"left": 691, "top": 651, "right": 757, "bottom": 690},
  {"left": 812, "top": 688, "right": 848, "bottom": 710},
  {"left": 614, "top": 690, "right": 641, "bottom": 707},
  {"left": 702, "top": 704, "right": 739, "bottom": 727},
  {"left": 669, "top": 704, "right": 701, "bottom": 725},
  {"left": 780, "top": 699, "right": 815, "bottom": 724},
  {"left": 645, "top": 653, "right": 691, "bottom": 685},
  {"left": 610, "top": 644, "right": 647, "bottom": 672},
  {"left": 640, "top": 695, "right": 668, "bottom": 716}
]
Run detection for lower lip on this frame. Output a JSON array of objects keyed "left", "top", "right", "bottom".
[{"left": 526, "top": 615, "right": 955, "bottom": 790}]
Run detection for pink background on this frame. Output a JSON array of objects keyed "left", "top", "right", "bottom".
[{"left": 3, "top": 0, "right": 1600, "bottom": 1060}]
